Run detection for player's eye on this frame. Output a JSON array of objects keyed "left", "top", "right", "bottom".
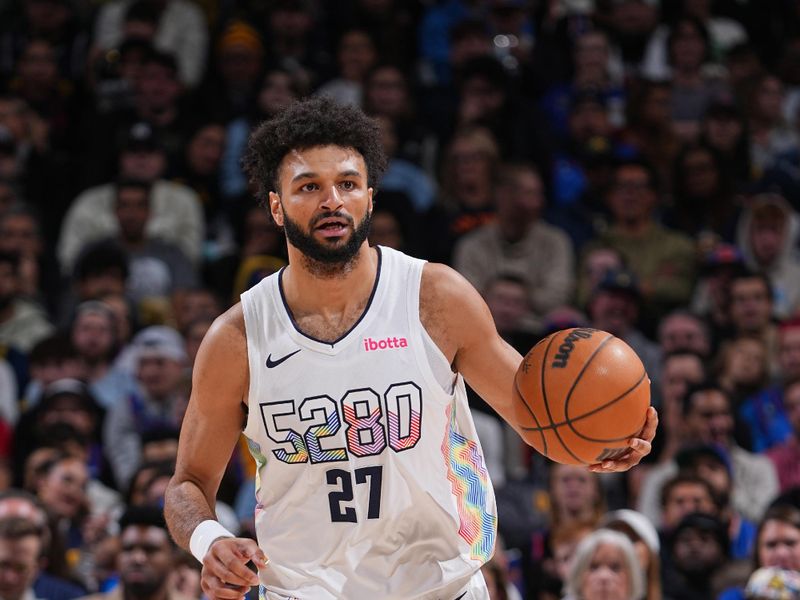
[
  {"left": 300, "top": 183, "right": 318, "bottom": 192},
  {"left": 340, "top": 180, "right": 356, "bottom": 191}
]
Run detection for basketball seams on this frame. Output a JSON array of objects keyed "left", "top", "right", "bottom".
[
  {"left": 565, "top": 375, "right": 648, "bottom": 442},
  {"left": 540, "top": 332, "right": 588, "bottom": 465},
  {"left": 513, "top": 376, "right": 547, "bottom": 456},
  {"left": 521, "top": 369, "right": 647, "bottom": 433}
]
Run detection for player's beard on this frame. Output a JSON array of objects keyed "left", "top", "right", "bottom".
[{"left": 282, "top": 207, "right": 372, "bottom": 278}]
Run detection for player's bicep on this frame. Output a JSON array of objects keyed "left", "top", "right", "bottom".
[{"left": 174, "top": 309, "right": 249, "bottom": 501}]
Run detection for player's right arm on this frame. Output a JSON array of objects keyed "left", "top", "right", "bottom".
[{"left": 164, "top": 304, "right": 267, "bottom": 599}]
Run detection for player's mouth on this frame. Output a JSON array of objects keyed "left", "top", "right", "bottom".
[{"left": 314, "top": 217, "right": 351, "bottom": 238}]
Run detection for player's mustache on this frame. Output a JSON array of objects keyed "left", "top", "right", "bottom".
[{"left": 310, "top": 211, "right": 354, "bottom": 228}]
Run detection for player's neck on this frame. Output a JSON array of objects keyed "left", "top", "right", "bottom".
[{"left": 283, "top": 243, "right": 378, "bottom": 317}]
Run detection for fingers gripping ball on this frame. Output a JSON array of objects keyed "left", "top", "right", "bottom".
[{"left": 513, "top": 328, "right": 651, "bottom": 465}]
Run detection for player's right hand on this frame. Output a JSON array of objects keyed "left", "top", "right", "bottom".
[{"left": 201, "top": 536, "right": 268, "bottom": 599}]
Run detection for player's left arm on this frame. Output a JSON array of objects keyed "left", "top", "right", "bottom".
[{"left": 423, "top": 263, "right": 657, "bottom": 472}]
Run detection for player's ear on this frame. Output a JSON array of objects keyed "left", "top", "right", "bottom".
[
  {"left": 269, "top": 192, "right": 284, "bottom": 226},
  {"left": 367, "top": 187, "right": 374, "bottom": 213}
]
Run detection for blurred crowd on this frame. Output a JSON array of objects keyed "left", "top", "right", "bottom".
[{"left": 2, "top": 0, "right": 800, "bottom": 598}]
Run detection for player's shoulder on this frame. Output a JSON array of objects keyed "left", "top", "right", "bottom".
[
  {"left": 420, "top": 261, "right": 479, "bottom": 306},
  {"left": 203, "top": 302, "right": 247, "bottom": 351}
]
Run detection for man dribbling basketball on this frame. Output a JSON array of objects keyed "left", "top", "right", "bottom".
[{"left": 164, "top": 97, "right": 658, "bottom": 600}]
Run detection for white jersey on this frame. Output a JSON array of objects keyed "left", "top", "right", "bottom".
[{"left": 241, "top": 246, "right": 496, "bottom": 599}]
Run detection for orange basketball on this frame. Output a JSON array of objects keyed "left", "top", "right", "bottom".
[{"left": 513, "top": 327, "right": 650, "bottom": 465}]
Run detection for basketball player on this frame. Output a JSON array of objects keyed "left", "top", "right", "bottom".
[{"left": 164, "top": 97, "right": 657, "bottom": 600}]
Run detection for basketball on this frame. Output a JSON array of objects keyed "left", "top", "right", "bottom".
[{"left": 513, "top": 327, "right": 651, "bottom": 465}]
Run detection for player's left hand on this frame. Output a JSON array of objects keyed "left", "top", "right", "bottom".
[{"left": 588, "top": 406, "right": 658, "bottom": 473}]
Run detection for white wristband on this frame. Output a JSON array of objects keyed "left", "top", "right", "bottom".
[{"left": 189, "top": 519, "right": 235, "bottom": 563}]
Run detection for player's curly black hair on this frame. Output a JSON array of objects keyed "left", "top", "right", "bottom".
[{"left": 243, "top": 96, "right": 387, "bottom": 206}]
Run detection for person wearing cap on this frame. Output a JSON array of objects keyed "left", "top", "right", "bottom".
[
  {"left": 57, "top": 120, "right": 203, "bottom": 275},
  {"left": 600, "top": 509, "right": 661, "bottom": 600},
  {"left": 587, "top": 267, "right": 661, "bottom": 383},
  {"left": 103, "top": 325, "right": 188, "bottom": 490},
  {"left": 587, "top": 158, "right": 696, "bottom": 328},
  {"left": 736, "top": 192, "right": 800, "bottom": 320}
]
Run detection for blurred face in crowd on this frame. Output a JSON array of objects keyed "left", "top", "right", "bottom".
[
  {"left": 17, "top": 40, "right": 58, "bottom": 92},
  {"left": 99, "top": 293, "right": 132, "bottom": 344},
  {"left": 137, "top": 61, "right": 181, "bottom": 112},
  {"left": 758, "top": 519, "right": 800, "bottom": 570},
  {"left": 589, "top": 290, "right": 637, "bottom": 337},
  {"left": 461, "top": 75, "right": 505, "bottom": 119},
  {"left": 183, "top": 318, "right": 212, "bottom": 365},
  {"left": 187, "top": 124, "right": 225, "bottom": 177},
  {"left": 258, "top": 70, "right": 297, "bottom": 117},
  {"left": 704, "top": 113, "right": 743, "bottom": 154},
  {"left": 365, "top": 66, "right": 408, "bottom": 118},
  {"left": 681, "top": 148, "right": 718, "bottom": 199},
  {"left": 723, "top": 337, "right": 766, "bottom": 387},
  {"left": 137, "top": 354, "right": 184, "bottom": 400},
  {"left": 37, "top": 457, "right": 88, "bottom": 520},
  {"left": 218, "top": 43, "right": 262, "bottom": 87},
  {"left": 0, "top": 534, "right": 42, "bottom": 600},
  {"left": 729, "top": 277, "right": 772, "bottom": 334},
  {"left": 72, "top": 310, "right": 115, "bottom": 362},
  {"left": 574, "top": 31, "right": 609, "bottom": 77},
  {"left": 173, "top": 289, "right": 220, "bottom": 333},
  {"left": 569, "top": 101, "right": 611, "bottom": 143},
  {"left": 0, "top": 213, "right": 41, "bottom": 258},
  {"left": 484, "top": 278, "right": 528, "bottom": 335},
  {"left": 670, "top": 19, "right": 706, "bottom": 71},
  {"left": 672, "top": 526, "right": 724, "bottom": 575},
  {"left": 447, "top": 134, "right": 494, "bottom": 192},
  {"left": 610, "top": 0, "right": 658, "bottom": 37},
  {"left": 338, "top": 30, "right": 376, "bottom": 81},
  {"left": 785, "top": 382, "right": 800, "bottom": 435},
  {"left": 579, "top": 543, "right": 633, "bottom": 600},
  {"left": 750, "top": 215, "right": 787, "bottom": 267},
  {"left": 583, "top": 248, "right": 623, "bottom": 294},
  {"left": 115, "top": 185, "right": 150, "bottom": 242},
  {"left": 118, "top": 525, "right": 173, "bottom": 597},
  {"left": 269, "top": 6, "right": 312, "bottom": 40},
  {"left": 25, "top": 0, "right": 70, "bottom": 35},
  {"left": 659, "top": 313, "right": 709, "bottom": 356},
  {"left": 662, "top": 481, "right": 716, "bottom": 529},
  {"left": 40, "top": 395, "right": 94, "bottom": 436},
  {"left": 368, "top": 210, "right": 403, "bottom": 250},
  {"left": 608, "top": 165, "right": 656, "bottom": 226},
  {"left": 660, "top": 353, "right": 704, "bottom": 429},
  {"left": 754, "top": 76, "right": 784, "bottom": 123},
  {"left": 496, "top": 168, "right": 544, "bottom": 227},
  {"left": 0, "top": 260, "right": 19, "bottom": 311},
  {"left": 780, "top": 326, "right": 800, "bottom": 380},
  {"left": 551, "top": 465, "right": 598, "bottom": 515},
  {"left": 685, "top": 389, "right": 734, "bottom": 446},
  {"left": 119, "top": 148, "right": 166, "bottom": 182},
  {"left": 0, "top": 98, "right": 27, "bottom": 142}
]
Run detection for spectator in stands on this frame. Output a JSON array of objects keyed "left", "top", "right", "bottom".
[
  {"left": 600, "top": 509, "right": 662, "bottom": 600},
  {"left": 104, "top": 179, "right": 197, "bottom": 319},
  {"left": 423, "top": 126, "right": 499, "bottom": 263},
  {"left": 748, "top": 73, "right": 798, "bottom": 178},
  {"left": 315, "top": 28, "right": 377, "bottom": 107},
  {"left": 657, "top": 310, "right": 711, "bottom": 357},
  {"left": 575, "top": 245, "right": 624, "bottom": 310},
  {"left": 638, "top": 382, "right": 779, "bottom": 525},
  {"left": 669, "top": 141, "right": 739, "bottom": 243},
  {"left": 0, "top": 251, "right": 54, "bottom": 353},
  {"left": 660, "top": 473, "right": 718, "bottom": 532},
  {"left": 93, "top": 0, "right": 207, "bottom": 88},
  {"left": 482, "top": 274, "right": 538, "bottom": 353},
  {"left": 453, "top": 163, "right": 574, "bottom": 333},
  {"left": 737, "top": 193, "right": 800, "bottom": 319},
  {"left": 588, "top": 158, "right": 696, "bottom": 326},
  {"left": 691, "top": 243, "right": 745, "bottom": 348},
  {"left": 79, "top": 505, "right": 193, "bottom": 600},
  {"left": 0, "top": 517, "right": 50, "bottom": 600},
  {"left": 662, "top": 512, "right": 730, "bottom": 600},
  {"left": 716, "top": 335, "right": 770, "bottom": 414},
  {"left": 766, "top": 379, "right": 800, "bottom": 491},
  {"left": 727, "top": 270, "right": 779, "bottom": 368},
  {"left": 562, "top": 528, "right": 645, "bottom": 600},
  {"left": 755, "top": 505, "right": 800, "bottom": 571},
  {"left": 59, "top": 123, "right": 203, "bottom": 273},
  {"left": 104, "top": 326, "right": 187, "bottom": 490},
  {"left": 586, "top": 268, "right": 661, "bottom": 382},
  {"left": 701, "top": 100, "right": 751, "bottom": 194},
  {"left": 0, "top": 207, "right": 60, "bottom": 316}
]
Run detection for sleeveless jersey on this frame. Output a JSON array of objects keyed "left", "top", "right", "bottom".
[{"left": 241, "top": 246, "right": 497, "bottom": 599}]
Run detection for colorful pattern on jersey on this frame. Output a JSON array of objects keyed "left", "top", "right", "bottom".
[
  {"left": 305, "top": 405, "right": 348, "bottom": 463},
  {"left": 274, "top": 429, "right": 309, "bottom": 463},
  {"left": 441, "top": 404, "right": 496, "bottom": 563},
  {"left": 387, "top": 406, "right": 421, "bottom": 450},
  {"left": 342, "top": 400, "right": 387, "bottom": 456},
  {"left": 246, "top": 436, "right": 267, "bottom": 518}
]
